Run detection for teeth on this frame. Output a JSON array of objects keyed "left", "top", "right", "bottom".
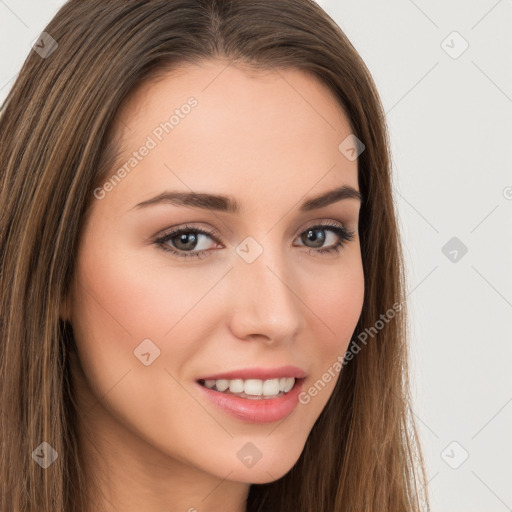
[
  {"left": 262, "top": 379, "right": 280, "bottom": 395},
  {"left": 279, "top": 378, "right": 292, "bottom": 393},
  {"left": 244, "top": 379, "right": 263, "bottom": 395},
  {"left": 229, "top": 379, "right": 244, "bottom": 393},
  {"left": 215, "top": 379, "right": 229, "bottom": 392},
  {"left": 202, "top": 377, "right": 296, "bottom": 397}
]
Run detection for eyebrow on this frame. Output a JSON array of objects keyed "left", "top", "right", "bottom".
[{"left": 131, "top": 184, "right": 362, "bottom": 213}]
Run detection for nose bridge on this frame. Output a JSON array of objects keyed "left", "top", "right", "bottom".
[{"left": 229, "top": 234, "right": 303, "bottom": 342}]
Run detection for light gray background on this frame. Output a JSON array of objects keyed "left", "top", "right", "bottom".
[{"left": 1, "top": 1, "right": 511, "bottom": 511}]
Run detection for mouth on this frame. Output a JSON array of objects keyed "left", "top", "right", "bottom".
[
  {"left": 196, "top": 373, "right": 307, "bottom": 423},
  {"left": 197, "top": 376, "right": 306, "bottom": 400}
]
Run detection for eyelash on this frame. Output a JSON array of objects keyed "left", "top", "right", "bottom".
[{"left": 154, "top": 221, "right": 356, "bottom": 260}]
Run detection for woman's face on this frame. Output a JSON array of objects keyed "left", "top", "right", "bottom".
[{"left": 67, "top": 60, "right": 364, "bottom": 490}]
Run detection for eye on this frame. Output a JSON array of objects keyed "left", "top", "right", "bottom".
[
  {"left": 154, "top": 221, "right": 356, "bottom": 260},
  {"left": 294, "top": 221, "right": 355, "bottom": 256},
  {"left": 154, "top": 224, "right": 220, "bottom": 260}
]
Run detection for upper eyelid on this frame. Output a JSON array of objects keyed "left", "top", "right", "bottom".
[
  {"left": 155, "top": 220, "right": 352, "bottom": 248},
  {"left": 157, "top": 218, "right": 350, "bottom": 238},
  {"left": 156, "top": 224, "right": 221, "bottom": 243}
]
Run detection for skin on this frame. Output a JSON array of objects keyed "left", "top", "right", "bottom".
[{"left": 64, "top": 59, "right": 365, "bottom": 512}]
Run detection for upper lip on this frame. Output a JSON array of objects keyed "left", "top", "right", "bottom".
[{"left": 197, "top": 365, "right": 307, "bottom": 381}]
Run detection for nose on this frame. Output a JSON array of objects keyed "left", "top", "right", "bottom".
[{"left": 227, "top": 243, "right": 304, "bottom": 345}]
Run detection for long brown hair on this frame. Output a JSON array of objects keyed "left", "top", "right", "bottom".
[{"left": 0, "top": 1, "right": 430, "bottom": 510}]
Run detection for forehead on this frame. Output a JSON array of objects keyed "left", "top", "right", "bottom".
[{"left": 101, "top": 60, "right": 359, "bottom": 214}]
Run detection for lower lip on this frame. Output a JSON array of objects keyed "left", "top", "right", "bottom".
[{"left": 196, "top": 379, "right": 305, "bottom": 424}]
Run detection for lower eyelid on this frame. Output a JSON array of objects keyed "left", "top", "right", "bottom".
[{"left": 155, "top": 223, "right": 354, "bottom": 257}]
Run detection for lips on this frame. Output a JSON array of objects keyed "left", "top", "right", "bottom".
[
  {"left": 197, "top": 365, "right": 307, "bottom": 381},
  {"left": 196, "top": 376, "right": 306, "bottom": 423}
]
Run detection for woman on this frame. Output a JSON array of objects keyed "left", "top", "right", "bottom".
[{"left": 0, "top": 1, "right": 430, "bottom": 511}]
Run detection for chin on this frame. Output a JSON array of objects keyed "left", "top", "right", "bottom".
[
  {"left": 224, "top": 456, "right": 300, "bottom": 485},
  {"left": 220, "top": 449, "right": 300, "bottom": 484}
]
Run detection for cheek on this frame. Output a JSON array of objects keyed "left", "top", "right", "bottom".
[
  {"left": 69, "top": 238, "right": 226, "bottom": 398},
  {"left": 72, "top": 235, "right": 212, "bottom": 344},
  {"left": 308, "top": 256, "right": 365, "bottom": 350},
  {"left": 296, "top": 257, "right": 364, "bottom": 407},
  {"left": 68, "top": 243, "right": 214, "bottom": 447}
]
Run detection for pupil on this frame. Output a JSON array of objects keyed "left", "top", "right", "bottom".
[
  {"left": 175, "top": 232, "right": 197, "bottom": 250},
  {"left": 304, "top": 228, "right": 325, "bottom": 248}
]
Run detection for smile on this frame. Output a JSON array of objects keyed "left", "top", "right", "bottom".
[
  {"left": 196, "top": 377, "right": 306, "bottom": 423},
  {"left": 198, "top": 377, "right": 297, "bottom": 399}
]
